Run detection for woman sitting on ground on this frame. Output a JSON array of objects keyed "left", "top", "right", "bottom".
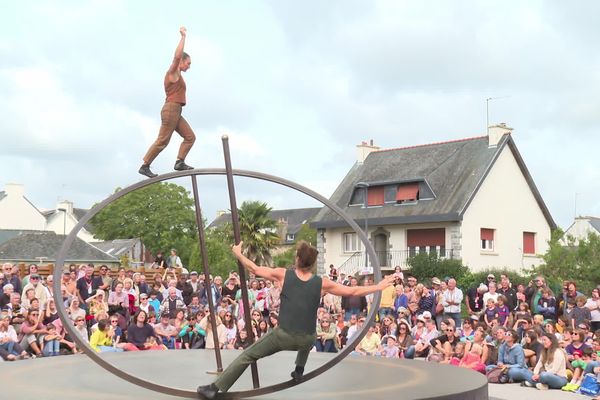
[
  {"left": 0, "top": 314, "right": 29, "bottom": 360},
  {"left": 520, "top": 333, "right": 568, "bottom": 390},
  {"left": 523, "top": 329, "right": 543, "bottom": 368},
  {"left": 396, "top": 319, "right": 415, "bottom": 359}
]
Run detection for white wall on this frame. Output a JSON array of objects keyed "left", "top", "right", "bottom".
[
  {"left": 563, "top": 218, "right": 599, "bottom": 244},
  {"left": 45, "top": 212, "right": 96, "bottom": 242},
  {"left": 461, "top": 146, "right": 551, "bottom": 272},
  {"left": 0, "top": 184, "right": 46, "bottom": 230},
  {"left": 323, "top": 222, "right": 454, "bottom": 271}
]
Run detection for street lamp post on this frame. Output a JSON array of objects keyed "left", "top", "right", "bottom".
[
  {"left": 355, "top": 182, "right": 369, "bottom": 273},
  {"left": 57, "top": 208, "right": 67, "bottom": 235}
]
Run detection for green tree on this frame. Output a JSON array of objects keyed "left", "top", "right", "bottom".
[
  {"left": 531, "top": 229, "right": 600, "bottom": 293},
  {"left": 90, "top": 183, "right": 197, "bottom": 265},
  {"left": 238, "top": 201, "right": 279, "bottom": 266},
  {"left": 188, "top": 222, "right": 236, "bottom": 278},
  {"left": 295, "top": 223, "right": 317, "bottom": 246},
  {"left": 407, "top": 252, "right": 470, "bottom": 286}
]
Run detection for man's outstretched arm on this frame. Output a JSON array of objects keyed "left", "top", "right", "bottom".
[{"left": 323, "top": 274, "right": 395, "bottom": 297}]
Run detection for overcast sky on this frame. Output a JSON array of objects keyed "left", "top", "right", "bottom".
[{"left": 1, "top": 1, "right": 599, "bottom": 229}]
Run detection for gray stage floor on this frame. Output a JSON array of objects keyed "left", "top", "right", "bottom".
[{"left": 0, "top": 350, "right": 488, "bottom": 399}]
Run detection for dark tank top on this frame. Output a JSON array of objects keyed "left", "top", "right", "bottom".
[
  {"left": 164, "top": 73, "right": 186, "bottom": 105},
  {"left": 278, "top": 268, "right": 322, "bottom": 335}
]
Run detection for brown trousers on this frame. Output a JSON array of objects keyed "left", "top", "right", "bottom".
[{"left": 143, "top": 102, "right": 196, "bottom": 165}]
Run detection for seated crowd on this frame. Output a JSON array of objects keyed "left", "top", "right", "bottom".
[{"left": 2, "top": 260, "right": 600, "bottom": 397}]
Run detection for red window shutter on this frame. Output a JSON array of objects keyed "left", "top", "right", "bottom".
[
  {"left": 407, "top": 228, "right": 445, "bottom": 247},
  {"left": 367, "top": 186, "right": 385, "bottom": 206},
  {"left": 396, "top": 183, "right": 419, "bottom": 202},
  {"left": 523, "top": 232, "right": 535, "bottom": 254},
  {"left": 480, "top": 228, "right": 494, "bottom": 241}
]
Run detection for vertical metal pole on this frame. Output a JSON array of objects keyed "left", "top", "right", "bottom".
[
  {"left": 191, "top": 175, "right": 223, "bottom": 372},
  {"left": 221, "top": 135, "right": 260, "bottom": 388}
]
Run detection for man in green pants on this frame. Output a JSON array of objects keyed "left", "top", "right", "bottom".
[{"left": 197, "top": 240, "right": 395, "bottom": 399}]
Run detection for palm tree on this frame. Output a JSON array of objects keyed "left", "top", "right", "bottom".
[{"left": 238, "top": 201, "right": 279, "bottom": 266}]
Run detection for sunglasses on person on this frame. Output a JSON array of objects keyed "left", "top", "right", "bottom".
[
  {"left": 110, "top": 319, "right": 119, "bottom": 323},
  {"left": 76, "top": 318, "right": 85, "bottom": 322}
]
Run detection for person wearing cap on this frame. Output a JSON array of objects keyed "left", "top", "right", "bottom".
[
  {"left": 498, "top": 275, "right": 517, "bottom": 311},
  {"left": 378, "top": 335, "right": 399, "bottom": 358},
  {"left": 138, "top": 293, "right": 156, "bottom": 315},
  {"left": 20, "top": 273, "right": 48, "bottom": 309},
  {"left": 197, "top": 241, "right": 395, "bottom": 399}
]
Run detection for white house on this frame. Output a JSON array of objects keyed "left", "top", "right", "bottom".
[
  {"left": 0, "top": 183, "right": 96, "bottom": 242},
  {"left": 0, "top": 183, "right": 47, "bottom": 230},
  {"left": 563, "top": 216, "right": 600, "bottom": 244},
  {"left": 311, "top": 124, "right": 556, "bottom": 276}
]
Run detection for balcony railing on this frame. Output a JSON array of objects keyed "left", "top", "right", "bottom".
[{"left": 338, "top": 248, "right": 457, "bottom": 277}]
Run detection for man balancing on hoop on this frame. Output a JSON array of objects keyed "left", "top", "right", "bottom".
[
  {"left": 197, "top": 240, "right": 395, "bottom": 399},
  {"left": 139, "top": 26, "right": 196, "bottom": 178}
]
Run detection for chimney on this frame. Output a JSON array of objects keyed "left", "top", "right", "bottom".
[
  {"left": 356, "top": 139, "right": 380, "bottom": 163},
  {"left": 57, "top": 200, "right": 74, "bottom": 214},
  {"left": 4, "top": 183, "right": 25, "bottom": 198},
  {"left": 488, "top": 123, "right": 513, "bottom": 147}
]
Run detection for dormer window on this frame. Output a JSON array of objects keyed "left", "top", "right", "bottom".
[
  {"left": 349, "top": 180, "right": 434, "bottom": 207},
  {"left": 396, "top": 182, "right": 419, "bottom": 203},
  {"left": 367, "top": 186, "right": 385, "bottom": 206}
]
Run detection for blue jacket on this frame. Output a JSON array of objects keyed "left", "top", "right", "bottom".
[{"left": 498, "top": 342, "right": 526, "bottom": 369}]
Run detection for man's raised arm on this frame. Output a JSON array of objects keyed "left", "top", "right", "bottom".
[{"left": 168, "top": 26, "right": 187, "bottom": 75}]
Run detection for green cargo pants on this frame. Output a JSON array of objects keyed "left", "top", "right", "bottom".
[{"left": 215, "top": 327, "right": 316, "bottom": 392}]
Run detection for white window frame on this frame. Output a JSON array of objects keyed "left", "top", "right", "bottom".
[{"left": 342, "top": 232, "right": 362, "bottom": 253}]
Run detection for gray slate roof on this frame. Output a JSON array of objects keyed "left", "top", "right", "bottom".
[
  {"left": 0, "top": 231, "right": 116, "bottom": 263},
  {"left": 209, "top": 207, "right": 321, "bottom": 243},
  {"left": 91, "top": 239, "right": 139, "bottom": 257},
  {"left": 588, "top": 217, "right": 600, "bottom": 233},
  {"left": 311, "top": 135, "right": 556, "bottom": 229},
  {"left": 0, "top": 230, "right": 41, "bottom": 245}
]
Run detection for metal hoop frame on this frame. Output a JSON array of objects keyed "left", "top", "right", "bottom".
[{"left": 53, "top": 168, "right": 381, "bottom": 399}]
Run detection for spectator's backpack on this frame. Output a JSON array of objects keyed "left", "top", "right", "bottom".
[{"left": 486, "top": 366, "right": 508, "bottom": 384}]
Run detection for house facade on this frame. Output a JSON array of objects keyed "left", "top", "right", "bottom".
[
  {"left": 311, "top": 124, "right": 556, "bottom": 276},
  {"left": 0, "top": 183, "right": 96, "bottom": 242},
  {"left": 563, "top": 216, "right": 600, "bottom": 244}
]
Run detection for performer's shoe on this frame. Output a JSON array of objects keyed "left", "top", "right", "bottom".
[
  {"left": 174, "top": 160, "right": 194, "bottom": 171},
  {"left": 138, "top": 164, "right": 158, "bottom": 178},
  {"left": 290, "top": 370, "right": 304, "bottom": 383},
  {"left": 197, "top": 383, "right": 219, "bottom": 400}
]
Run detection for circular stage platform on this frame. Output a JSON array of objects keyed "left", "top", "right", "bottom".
[{"left": 0, "top": 350, "right": 488, "bottom": 399}]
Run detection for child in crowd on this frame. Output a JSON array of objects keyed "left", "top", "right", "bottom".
[
  {"left": 571, "top": 296, "right": 592, "bottom": 329},
  {"left": 232, "top": 329, "right": 252, "bottom": 350},
  {"left": 515, "top": 302, "right": 532, "bottom": 322},
  {"left": 537, "top": 289, "right": 557, "bottom": 321},
  {"left": 378, "top": 335, "right": 400, "bottom": 358},
  {"left": 496, "top": 295, "right": 510, "bottom": 328},
  {"left": 484, "top": 298, "right": 498, "bottom": 327},
  {"left": 42, "top": 323, "right": 61, "bottom": 357},
  {"left": 562, "top": 347, "right": 593, "bottom": 392}
]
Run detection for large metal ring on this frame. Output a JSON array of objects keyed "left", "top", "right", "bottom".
[{"left": 53, "top": 168, "right": 381, "bottom": 398}]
